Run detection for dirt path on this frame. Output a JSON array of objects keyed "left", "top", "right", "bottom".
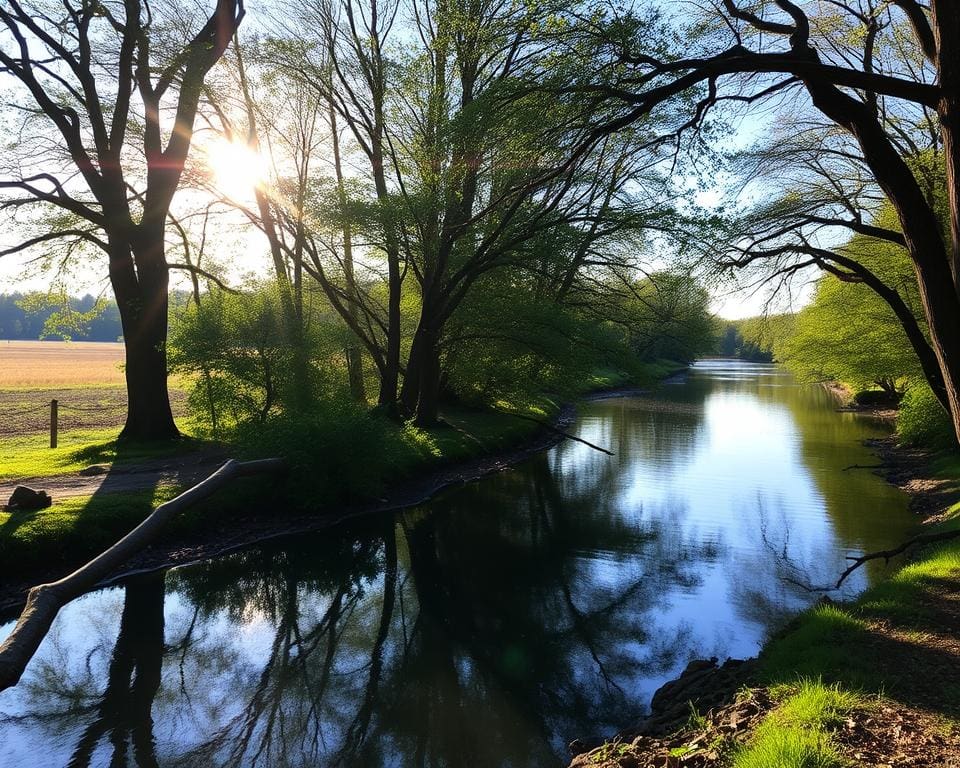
[{"left": 0, "top": 451, "right": 228, "bottom": 501}]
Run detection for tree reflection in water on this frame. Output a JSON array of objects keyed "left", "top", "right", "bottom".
[
  {"left": 0, "top": 362, "right": 918, "bottom": 767},
  {"left": 0, "top": 464, "right": 713, "bottom": 767}
]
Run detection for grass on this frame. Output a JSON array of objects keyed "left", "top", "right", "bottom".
[
  {"left": 0, "top": 486, "right": 179, "bottom": 573},
  {"left": 732, "top": 681, "right": 863, "bottom": 768},
  {"left": 0, "top": 429, "right": 211, "bottom": 481},
  {"left": 0, "top": 478, "right": 273, "bottom": 579}
]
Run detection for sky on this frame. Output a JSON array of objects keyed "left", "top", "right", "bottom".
[{"left": 0, "top": 1, "right": 816, "bottom": 323}]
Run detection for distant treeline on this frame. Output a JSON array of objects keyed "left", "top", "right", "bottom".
[
  {"left": 715, "top": 315, "right": 794, "bottom": 362},
  {"left": 0, "top": 292, "right": 123, "bottom": 341}
]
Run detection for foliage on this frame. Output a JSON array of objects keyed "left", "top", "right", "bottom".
[
  {"left": 622, "top": 272, "right": 716, "bottom": 364},
  {"left": 776, "top": 232, "right": 923, "bottom": 394},
  {"left": 168, "top": 284, "right": 346, "bottom": 435},
  {"left": 443, "top": 282, "right": 628, "bottom": 409},
  {"left": 898, "top": 383, "right": 957, "bottom": 450},
  {"left": 232, "top": 403, "right": 403, "bottom": 506},
  {"left": 0, "top": 292, "right": 123, "bottom": 341}
]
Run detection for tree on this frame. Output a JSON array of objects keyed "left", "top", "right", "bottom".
[
  {"left": 778, "top": 233, "right": 926, "bottom": 395},
  {"left": 0, "top": 0, "right": 245, "bottom": 440},
  {"left": 583, "top": 0, "right": 960, "bottom": 444},
  {"left": 716, "top": 116, "right": 951, "bottom": 411},
  {"left": 226, "top": 0, "right": 678, "bottom": 426}
]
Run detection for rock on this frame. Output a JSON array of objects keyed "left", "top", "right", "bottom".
[
  {"left": 650, "top": 658, "right": 720, "bottom": 715},
  {"left": 79, "top": 465, "right": 109, "bottom": 476},
  {"left": 5, "top": 486, "right": 52, "bottom": 511}
]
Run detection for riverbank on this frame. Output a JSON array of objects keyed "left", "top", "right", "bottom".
[
  {"left": 0, "top": 362, "right": 681, "bottom": 614},
  {"left": 569, "top": 437, "right": 960, "bottom": 766}
]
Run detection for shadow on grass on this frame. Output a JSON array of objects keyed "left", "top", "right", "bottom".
[
  {"left": 760, "top": 544, "right": 960, "bottom": 719},
  {"left": 67, "top": 434, "right": 215, "bottom": 469},
  {"left": 0, "top": 438, "right": 220, "bottom": 595}
]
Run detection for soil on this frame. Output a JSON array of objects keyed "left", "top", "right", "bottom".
[
  {"left": 0, "top": 387, "right": 189, "bottom": 436},
  {"left": 568, "top": 434, "right": 960, "bottom": 768}
]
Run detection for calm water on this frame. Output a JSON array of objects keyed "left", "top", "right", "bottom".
[{"left": 0, "top": 361, "right": 916, "bottom": 767}]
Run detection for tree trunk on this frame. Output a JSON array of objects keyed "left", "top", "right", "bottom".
[
  {"left": 330, "top": 106, "right": 368, "bottom": 404},
  {"left": 111, "top": 238, "right": 179, "bottom": 442},
  {"left": 803, "top": 62, "right": 960, "bottom": 445},
  {"left": 933, "top": 2, "right": 960, "bottom": 292},
  {"left": 402, "top": 321, "right": 442, "bottom": 426},
  {"left": 373, "top": 144, "right": 403, "bottom": 411}
]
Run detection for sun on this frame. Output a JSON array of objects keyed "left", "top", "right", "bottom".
[{"left": 204, "top": 139, "right": 269, "bottom": 198}]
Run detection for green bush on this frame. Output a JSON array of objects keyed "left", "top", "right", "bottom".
[
  {"left": 234, "top": 402, "right": 398, "bottom": 506},
  {"left": 232, "top": 399, "right": 447, "bottom": 507},
  {"left": 853, "top": 389, "right": 901, "bottom": 407},
  {"left": 897, "top": 382, "right": 957, "bottom": 450},
  {"left": 169, "top": 284, "right": 350, "bottom": 435}
]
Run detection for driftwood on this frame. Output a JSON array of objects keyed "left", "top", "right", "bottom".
[
  {"left": 0, "top": 458, "right": 285, "bottom": 691},
  {"left": 836, "top": 528, "right": 960, "bottom": 588},
  {"left": 494, "top": 410, "right": 615, "bottom": 456}
]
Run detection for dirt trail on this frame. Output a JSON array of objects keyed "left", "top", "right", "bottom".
[{"left": 0, "top": 452, "right": 227, "bottom": 502}]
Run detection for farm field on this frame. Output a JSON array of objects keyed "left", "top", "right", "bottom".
[
  {"left": 0, "top": 340, "right": 125, "bottom": 387},
  {"left": 0, "top": 340, "right": 188, "bottom": 438}
]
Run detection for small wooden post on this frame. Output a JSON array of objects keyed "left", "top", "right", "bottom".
[{"left": 50, "top": 399, "right": 58, "bottom": 449}]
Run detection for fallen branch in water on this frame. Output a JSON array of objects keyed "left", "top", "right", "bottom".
[
  {"left": 841, "top": 463, "right": 885, "bottom": 472},
  {"left": 0, "top": 458, "right": 285, "bottom": 691},
  {"left": 836, "top": 528, "right": 960, "bottom": 588},
  {"left": 493, "top": 410, "right": 615, "bottom": 456}
]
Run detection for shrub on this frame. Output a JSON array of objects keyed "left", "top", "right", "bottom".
[
  {"left": 234, "top": 401, "right": 395, "bottom": 506},
  {"left": 898, "top": 382, "right": 957, "bottom": 450}
]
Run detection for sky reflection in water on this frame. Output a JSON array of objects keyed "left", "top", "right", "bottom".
[{"left": 0, "top": 361, "right": 916, "bottom": 767}]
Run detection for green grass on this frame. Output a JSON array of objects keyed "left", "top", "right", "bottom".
[
  {"left": 0, "top": 429, "right": 215, "bottom": 481},
  {"left": 733, "top": 726, "right": 846, "bottom": 768},
  {"left": 0, "top": 477, "right": 278, "bottom": 579},
  {"left": 0, "top": 486, "right": 179, "bottom": 574},
  {"left": 732, "top": 681, "right": 862, "bottom": 768}
]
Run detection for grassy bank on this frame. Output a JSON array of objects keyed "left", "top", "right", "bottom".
[
  {"left": 736, "top": 481, "right": 960, "bottom": 766},
  {"left": 0, "top": 362, "right": 678, "bottom": 588}
]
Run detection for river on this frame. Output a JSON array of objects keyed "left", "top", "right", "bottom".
[{"left": 0, "top": 360, "right": 916, "bottom": 767}]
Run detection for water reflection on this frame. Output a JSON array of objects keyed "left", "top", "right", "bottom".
[{"left": 0, "top": 361, "right": 915, "bottom": 767}]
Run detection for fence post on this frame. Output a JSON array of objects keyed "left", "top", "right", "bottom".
[{"left": 50, "top": 399, "right": 58, "bottom": 449}]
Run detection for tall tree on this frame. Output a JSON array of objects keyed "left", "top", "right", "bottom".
[
  {"left": 582, "top": 0, "right": 960, "bottom": 443},
  {"left": 719, "top": 129, "right": 951, "bottom": 410},
  {"left": 0, "top": 0, "right": 244, "bottom": 440}
]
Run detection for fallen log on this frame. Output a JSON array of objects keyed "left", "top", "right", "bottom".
[{"left": 0, "top": 458, "right": 285, "bottom": 691}]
